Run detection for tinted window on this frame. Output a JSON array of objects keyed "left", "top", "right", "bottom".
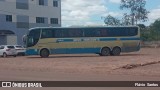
[
  {"left": 54, "top": 28, "right": 83, "bottom": 38},
  {"left": 41, "top": 29, "right": 55, "bottom": 38},
  {"left": 55, "top": 29, "right": 63, "bottom": 38},
  {"left": 35, "top": 27, "right": 138, "bottom": 39},
  {"left": 27, "top": 29, "right": 41, "bottom": 47},
  {"left": 16, "top": 46, "right": 23, "bottom": 48},
  {"left": 0, "top": 46, "right": 4, "bottom": 49},
  {"left": 84, "top": 28, "right": 101, "bottom": 37},
  {"left": 7, "top": 46, "right": 15, "bottom": 49},
  {"left": 106, "top": 28, "right": 138, "bottom": 37},
  {"left": 68, "top": 29, "right": 83, "bottom": 37}
]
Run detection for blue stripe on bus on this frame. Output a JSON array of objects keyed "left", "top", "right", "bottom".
[
  {"left": 56, "top": 37, "right": 140, "bottom": 42},
  {"left": 26, "top": 49, "right": 39, "bottom": 55},
  {"left": 120, "top": 38, "right": 140, "bottom": 41},
  {"left": 51, "top": 48, "right": 101, "bottom": 54},
  {"left": 99, "top": 38, "right": 117, "bottom": 41}
]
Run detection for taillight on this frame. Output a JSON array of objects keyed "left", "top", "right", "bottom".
[{"left": 6, "top": 49, "right": 11, "bottom": 51}]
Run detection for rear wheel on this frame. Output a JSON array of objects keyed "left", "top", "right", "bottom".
[
  {"left": 100, "top": 47, "right": 110, "bottom": 56},
  {"left": 40, "top": 49, "right": 49, "bottom": 58},
  {"left": 22, "top": 53, "right": 25, "bottom": 56},
  {"left": 111, "top": 47, "right": 121, "bottom": 56},
  {"left": 3, "top": 53, "right": 7, "bottom": 58},
  {"left": 13, "top": 55, "right": 17, "bottom": 57}
]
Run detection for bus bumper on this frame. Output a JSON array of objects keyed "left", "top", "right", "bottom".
[{"left": 25, "top": 49, "right": 39, "bottom": 55}]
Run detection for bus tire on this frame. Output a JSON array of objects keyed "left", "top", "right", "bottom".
[
  {"left": 101, "top": 47, "right": 110, "bottom": 56},
  {"left": 111, "top": 47, "right": 121, "bottom": 56},
  {"left": 40, "top": 49, "right": 49, "bottom": 58}
]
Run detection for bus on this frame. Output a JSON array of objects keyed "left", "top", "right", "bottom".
[{"left": 24, "top": 26, "right": 140, "bottom": 58}]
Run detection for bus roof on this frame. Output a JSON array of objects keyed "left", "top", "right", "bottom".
[{"left": 29, "top": 26, "right": 139, "bottom": 31}]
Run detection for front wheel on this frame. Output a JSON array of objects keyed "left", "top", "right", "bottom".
[
  {"left": 40, "top": 49, "right": 49, "bottom": 58},
  {"left": 100, "top": 47, "right": 110, "bottom": 56},
  {"left": 3, "top": 53, "right": 7, "bottom": 58},
  {"left": 111, "top": 47, "right": 121, "bottom": 56}
]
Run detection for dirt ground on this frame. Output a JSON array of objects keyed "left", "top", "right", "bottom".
[
  {"left": 0, "top": 48, "right": 160, "bottom": 77},
  {"left": 0, "top": 48, "right": 160, "bottom": 90}
]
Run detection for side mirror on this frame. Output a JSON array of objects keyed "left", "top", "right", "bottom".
[
  {"left": 22, "top": 35, "right": 27, "bottom": 43},
  {"left": 28, "top": 36, "right": 34, "bottom": 44}
]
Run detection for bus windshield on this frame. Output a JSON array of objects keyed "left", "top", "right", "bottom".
[{"left": 27, "top": 29, "right": 41, "bottom": 47}]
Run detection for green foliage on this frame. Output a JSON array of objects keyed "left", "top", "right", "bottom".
[
  {"left": 139, "top": 18, "right": 160, "bottom": 41},
  {"left": 149, "top": 19, "right": 160, "bottom": 41},
  {"left": 104, "top": 15, "right": 121, "bottom": 26},
  {"left": 120, "top": 0, "right": 149, "bottom": 25}
]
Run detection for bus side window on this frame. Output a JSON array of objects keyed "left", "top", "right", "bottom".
[
  {"left": 69, "top": 29, "right": 83, "bottom": 37},
  {"left": 55, "top": 29, "right": 63, "bottom": 38},
  {"left": 100, "top": 29, "right": 107, "bottom": 37},
  {"left": 41, "top": 29, "right": 53, "bottom": 38},
  {"left": 129, "top": 28, "right": 138, "bottom": 36}
]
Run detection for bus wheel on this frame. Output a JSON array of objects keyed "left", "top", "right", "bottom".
[
  {"left": 3, "top": 53, "right": 7, "bottom": 58},
  {"left": 101, "top": 47, "right": 110, "bottom": 56},
  {"left": 40, "top": 49, "right": 49, "bottom": 58},
  {"left": 111, "top": 47, "right": 121, "bottom": 56}
]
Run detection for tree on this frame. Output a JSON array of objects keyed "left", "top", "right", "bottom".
[
  {"left": 137, "top": 24, "right": 149, "bottom": 41},
  {"left": 149, "top": 18, "right": 160, "bottom": 41},
  {"left": 121, "top": 13, "right": 132, "bottom": 25},
  {"left": 104, "top": 15, "right": 121, "bottom": 26},
  {"left": 120, "top": 0, "right": 149, "bottom": 25}
]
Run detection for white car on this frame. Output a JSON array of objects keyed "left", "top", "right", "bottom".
[
  {"left": 14, "top": 45, "right": 26, "bottom": 56},
  {"left": 0, "top": 45, "right": 17, "bottom": 57}
]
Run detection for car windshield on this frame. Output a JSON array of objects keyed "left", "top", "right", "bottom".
[
  {"left": 7, "top": 46, "right": 15, "bottom": 49},
  {"left": 16, "top": 46, "right": 23, "bottom": 48}
]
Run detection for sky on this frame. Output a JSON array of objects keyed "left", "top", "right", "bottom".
[{"left": 61, "top": 0, "right": 160, "bottom": 27}]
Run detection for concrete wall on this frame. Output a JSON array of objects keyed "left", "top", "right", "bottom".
[
  {"left": 6, "top": 35, "right": 17, "bottom": 45},
  {"left": 0, "top": 35, "right": 7, "bottom": 45},
  {"left": 0, "top": 35, "right": 17, "bottom": 45}
]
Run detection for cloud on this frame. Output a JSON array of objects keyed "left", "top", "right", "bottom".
[
  {"left": 148, "top": 8, "right": 160, "bottom": 23},
  {"left": 61, "top": 0, "right": 109, "bottom": 26},
  {"left": 61, "top": 0, "right": 125, "bottom": 26},
  {"left": 109, "top": 0, "right": 121, "bottom": 4}
]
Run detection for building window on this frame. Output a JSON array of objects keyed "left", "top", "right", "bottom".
[
  {"left": 50, "top": 18, "right": 58, "bottom": 24},
  {"left": 53, "top": 1, "right": 58, "bottom": 7},
  {"left": 17, "top": 22, "right": 29, "bottom": 28},
  {"left": 36, "top": 17, "right": 45, "bottom": 23},
  {"left": 16, "top": 0, "right": 29, "bottom": 9},
  {"left": 39, "top": 0, "right": 45, "bottom": 5},
  {"left": 6, "top": 15, "right": 12, "bottom": 22},
  {"left": 16, "top": 2, "right": 29, "bottom": 9}
]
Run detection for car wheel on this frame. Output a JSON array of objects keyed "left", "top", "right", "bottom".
[
  {"left": 3, "top": 53, "right": 7, "bottom": 58},
  {"left": 13, "top": 55, "right": 17, "bottom": 57},
  {"left": 22, "top": 53, "right": 25, "bottom": 56}
]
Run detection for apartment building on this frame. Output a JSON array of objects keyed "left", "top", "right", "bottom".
[{"left": 0, "top": 0, "right": 61, "bottom": 45}]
